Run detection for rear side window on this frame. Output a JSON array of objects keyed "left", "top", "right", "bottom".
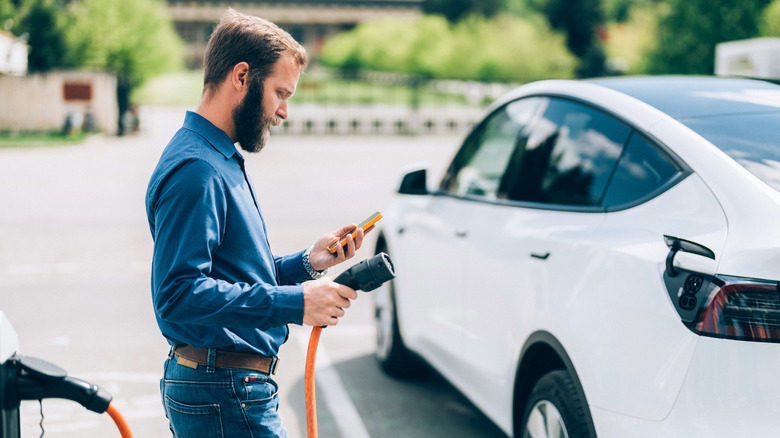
[
  {"left": 441, "top": 98, "right": 541, "bottom": 199},
  {"left": 601, "top": 133, "right": 681, "bottom": 208},
  {"left": 501, "top": 98, "right": 630, "bottom": 206}
]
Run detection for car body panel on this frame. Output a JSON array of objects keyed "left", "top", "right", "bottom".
[
  {"left": 379, "top": 77, "right": 780, "bottom": 437},
  {"left": 591, "top": 338, "right": 780, "bottom": 437}
]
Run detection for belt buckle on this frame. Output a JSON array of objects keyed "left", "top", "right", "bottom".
[{"left": 270, "top": 356, "right": 279, "bottom": 375}]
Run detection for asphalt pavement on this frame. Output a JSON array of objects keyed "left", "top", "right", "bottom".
[{"left": 0, "top": 106, "right": 508, "bottom": 438}]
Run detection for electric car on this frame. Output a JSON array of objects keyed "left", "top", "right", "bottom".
[{"left": 373, "top": 76, "right": 780, "bottom": 437}]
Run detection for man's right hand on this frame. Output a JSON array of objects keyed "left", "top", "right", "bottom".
[{"left": 302, "top": 277, "right": 358, "bottom": 326}]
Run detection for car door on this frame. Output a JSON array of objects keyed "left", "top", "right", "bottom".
[
  {"left": 393, "top": 98, "right": 541, "bottom": 372},
  {"left": 454, "top": 97, "right": 634, "bottom": 420}
]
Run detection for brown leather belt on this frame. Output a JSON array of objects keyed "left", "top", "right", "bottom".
[{"left": 173, "top": 345, "right": 279, "bottom": 375}]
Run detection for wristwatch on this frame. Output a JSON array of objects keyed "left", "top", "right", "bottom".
[{"left": 303, "top": 247, "right": 328, "bottom": 280}]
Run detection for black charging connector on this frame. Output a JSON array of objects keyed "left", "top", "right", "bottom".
[
  {"left": 13, "top": 355, "right": 112, "bottom": 414},
  {"left": 333, "top": 252, "right": 395, "bottom": 292}
]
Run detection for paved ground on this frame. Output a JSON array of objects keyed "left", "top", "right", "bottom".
[{"left": 0, "top": 106, "right": 508, "bottom": 438}]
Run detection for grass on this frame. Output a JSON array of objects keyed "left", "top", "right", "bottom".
[
  {"left": 132, "top": 70, "right": 203, "bottom": 107},
  {"left": 0, "top": 131, "right": 89, "bottom": 149}
]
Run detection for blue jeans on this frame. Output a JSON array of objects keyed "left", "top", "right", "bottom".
[{"left": 160, "top": 348, "right": 287, "bottom": 438}]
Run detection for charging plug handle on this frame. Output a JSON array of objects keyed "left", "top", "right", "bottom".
[
  {"left": 14, "top": 355, "right": 112, "bottom": 413},
  {"left": 333, "top": 252, "right": 395, "bottom": 292}
]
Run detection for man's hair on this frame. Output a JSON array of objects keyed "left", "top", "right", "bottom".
[{"left": 203, "top": 9, "right": 309, "bottom": 94}]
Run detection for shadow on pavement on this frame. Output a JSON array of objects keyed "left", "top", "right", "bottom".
[{"left": 289, "top": 353, "right": 509, "bottom": 438}]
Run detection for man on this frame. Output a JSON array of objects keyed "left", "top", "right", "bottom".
[{"left": 145, "top": 9, "right": 364, "bottom": 437}]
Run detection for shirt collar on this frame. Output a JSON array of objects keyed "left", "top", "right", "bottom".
[{"left": 182, "top": 111, "right": 242, "bottom": 161}]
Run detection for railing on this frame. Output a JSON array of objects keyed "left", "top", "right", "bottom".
[{"left": 273, "top": 69, "right": 516, "bottom": 135}]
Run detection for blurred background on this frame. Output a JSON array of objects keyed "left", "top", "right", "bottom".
[
  {"left": 1, "top": 0, "right": 779, "bottom": 143},
  {"left": 2, "top": 1, "right": 780, "bottom": 437}
]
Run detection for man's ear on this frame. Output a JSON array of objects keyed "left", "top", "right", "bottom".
[{"left": 231, "top": 62, "right": 250, "bottom": 91}]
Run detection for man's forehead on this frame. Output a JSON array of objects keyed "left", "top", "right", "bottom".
[{"left": 267, "top": 55, "right": 300, "bottom": 92}]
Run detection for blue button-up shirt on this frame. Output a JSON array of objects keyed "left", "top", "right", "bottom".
[{"left": 146, "top": 111, "right": 308, "bottom": 357}]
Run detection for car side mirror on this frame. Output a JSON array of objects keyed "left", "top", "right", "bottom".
[{"left": 397, "top": 168, "right": 428, "bottom": 195}]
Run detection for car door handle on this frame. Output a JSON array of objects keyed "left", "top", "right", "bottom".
[{"left": 531, "top": 252, "right": 550, "bottom": 260}]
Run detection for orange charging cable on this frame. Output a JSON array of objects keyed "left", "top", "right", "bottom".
[
  {"left": 305, "top": 326, "right": 323, "bottom": 438},
  {"left": 106, "top": 403, "right": 134, "bottom": 438}
]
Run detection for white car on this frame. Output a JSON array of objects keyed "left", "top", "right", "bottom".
[{"left": 373, "top": 76, "right": 780, "bottom": 437}]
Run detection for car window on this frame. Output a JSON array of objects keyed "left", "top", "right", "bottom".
[
  {"left": 501, "top": 98, "right": 631, "bottom": 206},
  {"left": 601, "top": 132, "right": 682, "bottom": 208},
  {"left": 441, "top": 98, "right": 541, "bottom": 199}
]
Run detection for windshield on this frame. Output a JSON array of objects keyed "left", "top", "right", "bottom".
[{"left": 679, "top": 111, "right": 780, "bottom": 192}]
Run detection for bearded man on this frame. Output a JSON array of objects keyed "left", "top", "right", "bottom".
[{"left": 145, "top": 9, "right": 363, "bottom": 437}]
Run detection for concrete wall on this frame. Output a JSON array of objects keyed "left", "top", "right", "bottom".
[{"left": 0, "top": 71, "right": 118, "bottom": 134}]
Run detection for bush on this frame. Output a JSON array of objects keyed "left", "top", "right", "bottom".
[
  {"left": 645, "top": 0, "right": 770, "bottom": 75},
  {"left": 320, "top": 14, "right": 576, "bottom": 83},
  {"left": 761, "top": 0, "right": 780, "bottom": 36}
]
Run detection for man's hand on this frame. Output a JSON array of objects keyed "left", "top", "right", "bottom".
[
  {"left": 308, "top": 224, "right": 370, "bottom": 272},
  {"left": 302, "top": 277, "right": 358, "bottom": 326}
]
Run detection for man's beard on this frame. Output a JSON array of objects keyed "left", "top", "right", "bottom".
[{"left": 233, "top": 78, "right": 282, "bottom": 153}]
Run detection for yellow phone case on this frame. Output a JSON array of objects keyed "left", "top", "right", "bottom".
[{"left": 328, "top": 211, "right": 383, "bottom": 253}]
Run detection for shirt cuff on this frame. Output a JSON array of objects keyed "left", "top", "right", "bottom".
[
  {"left": 273, "top": 284, "right": 305, "bottom": 325},
  {"left": 276, "top": 249, "right": 311, "bottom": 285}
]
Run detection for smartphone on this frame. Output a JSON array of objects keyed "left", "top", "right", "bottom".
[{"left": 327, "top": 211, "right": 383, "bottom": 253}]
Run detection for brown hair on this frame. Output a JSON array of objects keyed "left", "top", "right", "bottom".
[{"left": 203, "top": 9, "right": 309, "bottom": 93}]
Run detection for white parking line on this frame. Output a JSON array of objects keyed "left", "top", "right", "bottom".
[{"left": 294, "top": 330, "right": 371, "bottom": 438}]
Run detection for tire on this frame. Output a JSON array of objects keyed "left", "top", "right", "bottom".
[
  {"left": 520, "top": 370, "right": 594, "bottom": 438},
  {"left": 373, "top": 247, "right": 422, "bottom": 378}
]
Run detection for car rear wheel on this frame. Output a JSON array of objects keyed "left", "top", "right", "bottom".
[
  {"left": 373, "top": 249, "right": 420, "bottom": 378},
  {"left": 520, "top": 370, "right": 593, "bottom": 438}
]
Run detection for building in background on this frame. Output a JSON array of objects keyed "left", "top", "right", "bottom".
[
  {"left": 0, "top": 72, "right": 118, "bottom": 135},
  {"left": 166, "top": 0, "right": 423, "bottom": 68},
  {"left": 0, "top": 30, "right": 28, "bottom": 76}
]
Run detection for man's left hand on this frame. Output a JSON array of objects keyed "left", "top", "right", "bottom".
[{"left": 308, "top": 224, "right": 368, "bottom": 271}]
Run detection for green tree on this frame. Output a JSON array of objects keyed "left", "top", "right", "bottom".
[
  {"left": 531, "top": 0, "right": 607, "bottom": 77},
  {"left": 423, "top": 0, "right": 503, "bottom": 22},
  {"left": 12, "top": 0, "right": 67, "bottom": 72},
  {"left": 65, "top": 0, "right": 183, "bottom": 134},
  {"left": 646, "top": 0, "right": 771, "bottom": 74},
  {"left": 320, "top": 14, "right": 575, "bottom": 83},
  {"left": 760, "top": 0, "right": 780, "bottom": 36},
  {"left": 0, "top": 0, "right": 16, "bottom": 24}
]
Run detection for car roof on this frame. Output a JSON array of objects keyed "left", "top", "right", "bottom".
[{"left": 586, "top": 76, "right": 780, "bottom": 119}]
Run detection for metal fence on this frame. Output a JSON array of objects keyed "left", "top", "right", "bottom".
[{"left": 272, "top": 70, "right": 516, "bottom": 136}]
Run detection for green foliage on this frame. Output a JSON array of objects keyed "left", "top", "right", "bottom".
[
  {"left": 320, "top": 14, "right": 576, "bottom": 83},
  {"left": 532, "top": 0, "right": 607, "bottom": 77},
  {"left": 65, "top": 0, "right": 183, "bottom": 88},
  {"left": 0, "top": 0, "right": 15, "bottom": 23},
  {"left": 2, "top": 0, "right": 183, "bottom": 92},
  {"left": 604, "top": 2, "right": 660, "bottom": 74},
  {"left": 760, "top": 0, "right": 780, "bottom": 36},
  {"left": 602, "top": 0, "right": 661, "bottom": 22},
  {"left": 423, "top": 0, "right": 503, "bottom": 22},
  {"left": 646, "top": 0, "right": 771, "bottom": 74},
  {"left": 12, "top": 0, "right": 68, "bottom": 72}
]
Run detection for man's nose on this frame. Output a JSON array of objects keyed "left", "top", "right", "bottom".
[{"left": 276, "top": 100, "right": 288, "bottom": 120}]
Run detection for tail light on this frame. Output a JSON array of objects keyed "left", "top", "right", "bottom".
[{"left": 664, "top": 271, "right": 780, "bottom": 342}]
